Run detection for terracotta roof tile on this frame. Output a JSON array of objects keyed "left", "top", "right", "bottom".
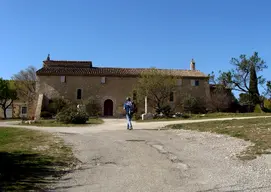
[
  {"left": 43, "top": 60, "right": 92, "bottom": 68},
  {"left": 36, "top": 66, "right": 208, "bottom": 78},
  {"left": 37, "top": 60, "right": 207, "bottom": 77}
]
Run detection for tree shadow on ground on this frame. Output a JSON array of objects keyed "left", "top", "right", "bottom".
[{"left": 0, "top": 152, "right": 74, "bottom": 191}]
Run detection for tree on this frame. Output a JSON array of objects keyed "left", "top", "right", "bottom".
[
  {"left": 134, "top": 68, "right": 177, "bottom": 114},
  {"left": 265, "top": 81, "right": 271, "bottom": 99},
  {"left": 182, "top": 94, "right": 199, "bottom": 114},
  {"left": 208, "top": 72, "right": 235, "bottom": 112},
  {"left": 0, "top": 78, "right": 17, "bottom": 119},
  {"left": 47, "top": 97, "right": 70, "bottom": 115},
  {"left": 84, "top": 96, "right": 101, "bottom": 117},
  {"left": 218, "top": 52, "right": 267, "bottom": 107},
  {"left": 239, "top": 93, "right": 254, "bottom": 105},
  {"left": 181, "top": 94, "right": 206, "bottom": 114},
  {"left": 249, "top": 60, "right": 260, "bottom": 105},
  {"left": 211, "top": 85, "right": 234, "bottom": 112},
  {"left": 11, "top": 66, "right": 36, "bottom": 102}
]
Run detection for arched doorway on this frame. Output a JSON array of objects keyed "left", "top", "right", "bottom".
[{"left": 104, "top": 99, "right": 113, "bottom": 116}]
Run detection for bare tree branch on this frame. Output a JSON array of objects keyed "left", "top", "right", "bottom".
[{"left": 11, "top": 66, "right": 37, "bottom": 101}]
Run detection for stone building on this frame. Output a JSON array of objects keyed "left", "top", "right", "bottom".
[
  {"left": 0, "top": 79, "right": 29, "bottom": 119},
  {"left": 0, "top": 100, "right": 28, "bottom": 119},
  {"left": 35, "top": 57, "right": 211, "bottom": 117}
]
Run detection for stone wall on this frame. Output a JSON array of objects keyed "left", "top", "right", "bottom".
[{"left": 36, "top": 75, "right": 209, "bottom": 116}]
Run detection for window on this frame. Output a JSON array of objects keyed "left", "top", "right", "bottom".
[
  {"left": 169, "top": 92, "right": 174, "bottom": 102},
  {"left": 191, "top": 80, "right": 200, "bottom": 86},
  {"left": 21, "top": 107, "right": 27, "bottom": 115},
  {"left": 133, "top": 91, "right": 137, "bottom": 101},
  {"left": 177, "top": 79, "right": 182, "bottom": 86},
  {"left": 77, "top": 89, "right": 82, "bottom": 99},
  {"left": 60, "top": 76, "right": 66, "bottom": 83},
  {"left": 101, "top": 77, "right": 106, "bottom": 84}
]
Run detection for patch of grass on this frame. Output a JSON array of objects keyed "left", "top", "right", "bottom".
[
  {"left": 19, "top": 118, "right": 104, "bottom": 127},
  {"left": 191, "top": 112, "right": 271, "bottom": 119},
  {"left": 0, "top": 118, "right": 21, "bottom": 121},
  {"left": 136, "top": 112, "right": 271, "bottom": 122},
  {"left": 0, "top": 127, "right": 77, "bottom": 191},
  {"left": 168, "top": 117, "right": 271, "bottom": 160}
]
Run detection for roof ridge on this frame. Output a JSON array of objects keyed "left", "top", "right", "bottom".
[
  {"left": 41, "top": 64, "right": 203, "bottom": 72},
  {"left": 43, "top": 60, "right": 92, "bottom": 63},
  {"left": 66, "top": 66, "right": 198, "bottom": 71},
  {"left": 36, "top": 66, "right": 208, "bottom": 78}
]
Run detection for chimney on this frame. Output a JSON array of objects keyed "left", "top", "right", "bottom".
[
  {"left": 190, "top": 59, "right": 195, "bottom": 70},
  {"left": 43, "top": 54, "right": 51, "bottom": 67},
  {"left": 47, "top": 54, "right": 50, "bottom": 61}
]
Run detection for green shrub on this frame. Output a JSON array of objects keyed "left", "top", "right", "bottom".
[
  {"left": 155, "top": 105, "right": 172, "bottom": 117},
  {"left": 182, "top": 95, "right": 205, "bottom": 114},
  {"left": 254, "top": 99, "right": 271, "bottom": 113},
  {"left": 264, "top": 99, "right": 271, "bottom": 110},
  {"left": 254, "top": 104, "right": 262, "bottom": 113},
  {"left": 48, "top": 98, "right": 69, "bottom": 115},
  {"left": 133, "top": 113, "right": 142, "bottom": 120},
  {"left": 40, "top": 111, "right": 52, "bottom": 119},
  {"left": 181, "top": 113, "right": 190, "bottom": 119},
  {"left": 84, "top": 97, "right": 101, "bottom": 117},
  {"left": 56, "top": 107, "right": 89, "bottom": 124}
]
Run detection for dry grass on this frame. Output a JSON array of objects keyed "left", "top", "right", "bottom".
[
  {"left": 0, "top": 127, "right": 77, "bottom": 191},
  {"left": 137, "top": 112, "right": 271, "bottom": 122},
  {"left": 168, "top": 117, "right": 271, "bottom": 160},
  {"left": 191, "top": 112, "right": 271, "bottom": 119},
  {"left": 19, "top": 118, "right": 104, "bottom": 127}
]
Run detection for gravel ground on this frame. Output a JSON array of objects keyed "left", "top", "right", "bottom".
[{"left": 1, "top": 117, "right": 271, "bottom": 191}]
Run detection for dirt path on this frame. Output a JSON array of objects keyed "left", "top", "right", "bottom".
[
  {"left": 1, "top": 116, "right": 271, "bottom": 134},
  {"left": 49, "top": 128, "right": 271, "bottom": 192},
  {"left": 1, "top": 116, "right": 271, "bottom": 191}
]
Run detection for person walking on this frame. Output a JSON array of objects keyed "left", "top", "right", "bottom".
[{"left": 123, "top": 97, "right": 134, "bottom": 130}]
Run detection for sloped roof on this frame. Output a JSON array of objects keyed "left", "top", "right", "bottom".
[
  {"left": 36, "top": 60, "right": 208, "bottom": 78},
  {"left": 43, "top": 60, "right": 92, "bottom": 68}
]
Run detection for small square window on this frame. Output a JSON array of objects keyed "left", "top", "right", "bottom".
[
  {"left": 191, "top": 80, "right": 200, "bottom": 86},
  {"left": 60, "top": 76, "right": 66, "bottom": 83},
  {"left": 191, "top": 80, "right": 195, "bottom": 86}
]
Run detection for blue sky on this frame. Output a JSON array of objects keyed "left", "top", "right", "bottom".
[{"left": 1, "top": 0, "right": 270, "bottom": 90}]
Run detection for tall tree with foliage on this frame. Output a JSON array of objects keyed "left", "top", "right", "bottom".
[
  {"left": 134, "top": 68, "right": 177, "bottom": 113},
  {"left": 218, "top": 52, "right": 267, "bottom": 107},
  {"left": 266, "top": 81, "right": 271, "bottom": 99},
  {"left": 11, "top": 66, "right": 36, "bottom": 102},
  {"left": 249, "top": 54, "right": 261, "bottom": 105},
  {"left": 0, "top": 78, "right": 17, "bottom": 119}
]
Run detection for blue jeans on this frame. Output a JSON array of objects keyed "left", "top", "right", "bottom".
[{"left": 126, "top": 114, "right": 133, "bottom": 129}]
